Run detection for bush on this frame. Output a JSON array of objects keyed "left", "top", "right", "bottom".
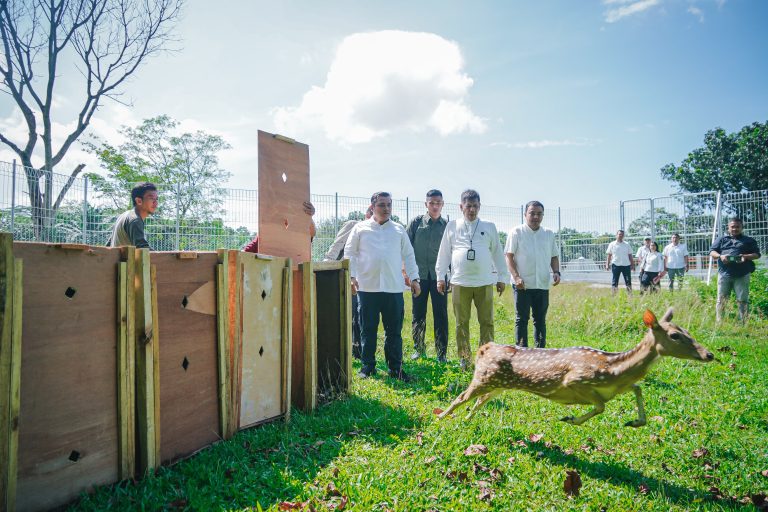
[{"left": 689, "top": 267, "right": 768, "bottom": 316}]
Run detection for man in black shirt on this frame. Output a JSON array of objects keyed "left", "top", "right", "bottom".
[
  {"left": 710, "top": 217, "right": 761, "bottom": 322},
  {"left": 406, "top": 189, "right": 449, "bottom": 362}
]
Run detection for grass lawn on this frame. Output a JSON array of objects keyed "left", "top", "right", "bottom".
[{"left": 70, "top": 282, "right": 768, "bottom": 511}]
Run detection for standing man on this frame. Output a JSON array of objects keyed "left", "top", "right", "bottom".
[
  {"left": 325, "top": 205, "right": 374, "bottom": 360},
  {"left": 406, "top": 190, "right": 449, "bottom": 362},
  {"left": 635, "top": 237, "right": 652, "bottom": 288},
  {"left": 107, "top": 182, "right": 159, "bottom": 249},
  {"left": 710, "top": 218, "right": 761, "bottom": 323},
  {"left": 435, "top": 189, "right": 509, "bottom": 370},
  {"left": 663, "top": 233, "right": 689, "bottom": 291},
  {"left": 605, "top": 230, "right": 634, "bottom": 296},
  {"left": 505, "top": 201, "right": 561, "bottom": 348},
  {"left": 344, "top": 192, "right": 421, "bottom": 381}
]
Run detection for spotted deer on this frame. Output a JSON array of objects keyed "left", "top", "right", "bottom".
[{"left": 438, "top": 308, "right": 714, "bottom": 427}]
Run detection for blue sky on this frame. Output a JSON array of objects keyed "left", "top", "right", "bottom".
[{"left": 1, "top": 0, "right": 766, "bottom": 209}]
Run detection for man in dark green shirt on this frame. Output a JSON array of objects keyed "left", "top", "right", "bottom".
[
  {"left": 406, "top": 189, "right": 449, "bottom": 362},
  {"left": 106, "top": 182, "right": 158, "bottom": 249}
]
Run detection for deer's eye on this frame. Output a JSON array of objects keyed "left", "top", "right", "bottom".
[{"left": 670, "top": 332, "right": 681, "bottom": 340}]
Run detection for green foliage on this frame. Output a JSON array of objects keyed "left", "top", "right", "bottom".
[
  {"left": 689, "top": 267, "right": 768, "bottom": 317},
  {"left": 627, "top": 207, "right": 682, "bottom": 237}
]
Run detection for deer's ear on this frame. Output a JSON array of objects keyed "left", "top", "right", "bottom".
[
  {"left": 661, "top": 307, "right": 674, "bottom": 323},
  {"left": 643, "top": 309, "right": 659, "bottom": 328}
]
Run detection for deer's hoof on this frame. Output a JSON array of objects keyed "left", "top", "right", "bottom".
[
  {"left": 560, "top": 416, "right": 575, "bottom": 424},
  {"left": 624, "top": 419, "right": 646, "bottom": 428}
]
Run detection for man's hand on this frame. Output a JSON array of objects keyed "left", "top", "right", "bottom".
[
  {"left": 513, "top": 275, "right": 525, "bottom": 290},
  {"left": 350, "top": 277, "right": 358, "bottom": 295},
  {"left": 411, "top": 280, "right": 421, "bottom": 297},
  {"left": 303, "top": 201, "right": 315, "bottom": 216},
  {"left": 719, "top": 254, "right": 729, "bottom": 265},
  {"left": 437, "top": 280, "right": 446, "bottom": 295},
  {"left": 496, "top": 281, "right": 506, "bottom": 296},
  {"left": 552, "top": 273, "right": 561, "bottom": 286}
]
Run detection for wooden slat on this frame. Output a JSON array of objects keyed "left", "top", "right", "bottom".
[
  {"left": 117, "top": 260, "right": 135, "bottom": 480},
  {"left": 311, "top": 261, "right": 344, "bottom": 272},
  {"left": 150, "top": 264, "right": 161, "bottom": 461},
  {"left": 219, "top": 250, "right": 242, "bottom": 435},
  {"left": 7, "top": 258, "right": 21, "bottom": 510},
  {"left": 301, "top": 262, "right": 317, "bottom": 412},
  {"left": 340, "top": 266, "right": 353, "bottom": 392},
  {"left": 135, "top": 249, "right": 158, "bottom": 474},
  {"left": 216, "top": 263, "right": 232, "bottom": 439},
  {"left": 281, "top": 262, "right": 293, "bottom": 422},
  {"left": 0, "top": 233, "right": 13, "bottom": 511},
  {"left": 177, "top": 252, "right": 198, "bottom": 259}
]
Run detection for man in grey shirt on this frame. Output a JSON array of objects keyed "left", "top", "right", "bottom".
[{"left": 107, "top": 182, "right": 159, "bottom": 249}]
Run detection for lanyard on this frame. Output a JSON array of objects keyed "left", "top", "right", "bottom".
[{"left": 465, "top": 219, "right": 479, "bottom": 249}]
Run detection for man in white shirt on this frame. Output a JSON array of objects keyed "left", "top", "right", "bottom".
[
  {"left": 635, "top": 237, "right": 651, "bottom": 287},
  {"left": 344, "top": 192, "right": 421, "bottom": 381},
  {"left": 505, "top": 201, "right": 560, "bottom": 348},
  {"left": 324, "top": 205, "right": 373, "bottom": 360},
  {"left": 663, "top": 233, "right": 689, "bottom": 291},
  {"left": 435, "top": 189, "right": 509, "bottom": 369},
  {"left": 605, "top": 230, "right": 634, "bottom": 296}
]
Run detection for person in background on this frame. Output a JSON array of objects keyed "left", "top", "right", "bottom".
[
  {"left": 710, "top": 217, "right": 761, "bottom": 323},
  {"left": 662, "top": 233, "right": 689, "bottom": 291},
  {"left": 344, "top": 192, "right": 421, "bottom": 382},
  {"left": 406, "top": 189, "right": 449, "bottom": 363},
  {"left": 639, "top": 241, "right": 665, "bottom": 294},
  {"left": 605, "top": 229, "right": 634, "bottom": 296},
  {"left": 324, "top": 205, "right": 374, "bottom": 359},
  {"left": 435, "top": 189, "right": 509, "bottom": 370},
  {"left": 243, "top": 201, "right": 316, "bottom": 253},
  {"left": 505, "top": 200, "right": 560, "bottom": 348},
  {"left": 635, "top": 237, "right": 652, "bottom": 288},
  {"left": 106, "top": 182, "right": 159, "bottom": 250}
]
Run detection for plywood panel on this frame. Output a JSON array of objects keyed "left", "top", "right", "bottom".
[
  {"left": 290, "top": 270, "right": 305, "bottom": 410},
  {"left": 14, "top": 243, "right": 121, "bottom": 512},
  {"left": 257, "top": 130, "right": 311, "bottom": 265},
  {"left": 239, "top": 254, "right": 284, "bottom": 427},
  {"left": 315, "top": 270, "right": 343, "bottom": 394},
  {"left": 152, "top": 252, "right": 220, "bottom": 464}
]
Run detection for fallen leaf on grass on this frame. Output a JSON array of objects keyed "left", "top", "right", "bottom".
[
  {"left": 336, "top": 496, "right": 349, "bottom": 511},
  {"left": 400, "top": 449, "right": 413, "bottom": 457},
  {"left": 464, "top": 444, "right": 488, "bottom": 456},
  {"left": 489, "top": 468, "right": 504, "bottom": 481},
  {"left": 424, "top": 456, "right": 438, "bottom": 465},
  {"left": 762, "top": 470, "right": 768, "bottom": 478},
  {"left": 737, "top": 424, "right": 747, "bottom": 430},
  {"left": 564, "top": 448, "right": 575, "bottom": 455},
  {"left": 708, "top": 486, "right": 723, "bottom": 500},
  {"left": 529, "top": 433, "right": 544, "bottom": 443},
  {"left": 445, "top": 470, "right": 468, "bottom": 482},
  {"left": 650, "top": 416, "right": 664, "bottom": 422},
  {"left": 478, "top": 488, "right": 495, "bottom": 502},
  {"left": 331, "top": 467, "right": 339, "bottom": 478},
  {"left": 326, "top": 482, "right": 342, "bottom": 497},
  {"left": 717, "top": 346, "right": 732, "bottom": 352},
  {"left": 432, "top": 408, "right": 444, "bottom": 415},
  {"left": 728, "top": 363, "right": 736, "bottom": 370},
  {"left": 416, "top": 432, "right": 424, "bottom": 445},
  {"left": 661, "top": 463, "right": 673, "bottom": 474},
  {"left": 564, "top": 470, "right": 582, "bottom": 497},
  {"left": 507, "top": 457, "right": 516, "bottom": 463},
  {"left": 638, "top": 484, "right": 650, "bottom": 495},
  {"left": 278, "top": 502, "right": 304, "bottom": 510},
  {"left": 692, "top": 447, "right": 709, "bottom": 459}
]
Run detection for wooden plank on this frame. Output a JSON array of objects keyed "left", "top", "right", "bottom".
[
  {"left": 7, "top": 258, "right": 21, "bottom": 510},
  {"left": 176, "top": 252, "right": 198, "bottom": 259},
  {"left": 117, "top": 260, "right": 135, "bottom": 480},
  {"left": 0, "top": 233, "right": 13, "bottom": 511},
  {"left": 315, "top": 269, "right": 345, "bottom": 396},
  {"left": 340, "top": 266, "right": 353, "bottom": 392},
  {"left": 290, "top": 270, "right": 305, "bottom": 410},
  {"left": 311, "top": 261, "right": 344, "bottom": 272},
  {"left": 150, "top": 264, "right": 162, "bottom": 462},
  {"left": 238, "top": 254, "right": 286, "bottom": 427},
  {"left": 257, "top": 130, "right": 312, "bottom": 265},
  {"left": 215, "top": 263, "right": 231, "bottom": 439},
  {"left": 228, "top": 251, "right": 242, "bottom": 433},
  {"left": 135, "top": 248, "right": 158, "bottom": 474},
  {"left": 53, "top": 243, "right": 89, "bottom": 251},
  {"left": 152, "top": 253, "right": 220, "bottom": 464},
  {"left": 281, "top": 262, "right": 293, "bottom": 423},
  {"left": 14, "top": 243, "right": 121, "bottom": 511},
  {"left": 302, "top": 262, "right": 317, "bottom": 412}
]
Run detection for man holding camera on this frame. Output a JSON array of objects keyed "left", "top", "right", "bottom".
[{"left": 710, "top": 217, "right": 761, "bottom": 323}]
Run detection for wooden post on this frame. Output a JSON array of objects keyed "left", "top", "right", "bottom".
[
  {"left": 281, "top": 261, "right": 293, "bottom": 422},
  {"left": 7, "top": 259, "right": 21, "bottom": 510},
  {"left": 118, "top": 252, "right": 136, "bottom": 480},
  {"left": 301, "top": 261, "right": 317, "bottom": 412},
  {"left": 339, "top": 259, "right": 353, "bottom": 392},
  {"left": 0, "top": 233, "right": 16, "bottom": 511},
  {"left": 217, "top": 250, "right": 241, "bottom": 438}
]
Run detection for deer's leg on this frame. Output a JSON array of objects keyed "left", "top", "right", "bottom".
[
  {"left": 560, "top": 389, "right": 606, "bottom": 425},
  {"left": 465, "top": 389, "right": 502, "bottom": 420},
  {"left": 625, "top": 384, "right": 647, "bottom": 428},
  {"left": 438, "top": 383, "right": 489, "bottom": 420}
]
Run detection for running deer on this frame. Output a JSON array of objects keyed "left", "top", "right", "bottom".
[{"left": 437, "top": 308, "right": 714, "bottom": 427}]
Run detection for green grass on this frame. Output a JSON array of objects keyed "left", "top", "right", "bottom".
[{"left": 70, "top": 282, "right": 768, "bottom": 511}]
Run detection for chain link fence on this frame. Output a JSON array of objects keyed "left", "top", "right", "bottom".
[{"left": 2, "top": 160, "right": 766, "bottom": 283}]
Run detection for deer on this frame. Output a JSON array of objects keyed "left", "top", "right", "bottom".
[{"left": 437, "top": 308, "right": 714, "bottom": 427}]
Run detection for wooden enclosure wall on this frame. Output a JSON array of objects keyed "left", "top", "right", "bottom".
[
  {"left": 290, "top": 263, "right": 316, "bottom": 411},
  {"left": 314, "top": 262, "right": 352, "bottom": 397},
  {"left": 12, "top": 243, "right": 127, "bottom": 512},
  {"left": 153, "top": 252, "right": 220, "bottom": 464}
]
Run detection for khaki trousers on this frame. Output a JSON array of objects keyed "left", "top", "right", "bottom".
[{"left": 452, "top": 284, "right": 495, "bottom": 361}]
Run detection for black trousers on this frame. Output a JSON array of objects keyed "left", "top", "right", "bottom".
[
  {"left": 411, "top": 277, "right": 449, "bottom": 358},
  {"left": 358, "top": 291, "right": 404, "bottom": 374},
  {"left": 514, "top": 287, "right": 550, "bottom": 348},
  {"left": 611, "top": 264, "right": 632, "bottom": 288},
  {"left": 352, "top": 293, "right": 361, "bottom": 359}
]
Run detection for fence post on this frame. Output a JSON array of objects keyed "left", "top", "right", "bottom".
[
  {"left": 83, "top": 175, "right": 89, "bottom": 244},
  {"left": 557, "top": 206, "right": 563, "bottom": 266},
  {"left": 706, "top": 190, "right": 723, "bottom": 284},
  {"left": 334, "top": 192, "right": 339, "bottom": 233},
  {"left": 175, "top": 193, "right": 180, "bottom": 251},
  {"left": 520, "top": 205, "right": 524, "bottom": 225},
  {"left": 619, "top": 201, "right": 625, "bottom": 231},
  {"left": 650, "top": 198, "right": 655, "bottom": 241},
  {"left": 406, "top": 197, "right": 409, "bottom": 224},
  {"left": 10, "top": 159, "right": 17, "bottom": 235}
]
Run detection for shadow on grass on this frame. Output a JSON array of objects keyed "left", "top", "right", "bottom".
[{"left": 511, "top": 436, "right": 745, "bottom": 510}]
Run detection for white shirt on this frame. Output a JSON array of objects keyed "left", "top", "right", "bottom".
[
  {"left": 505, "top": 224, "right": 559, "bottom": 290},
  {"left": 606, "top": 240, "right": 633, "bottom": 266},
  {"left": 324, "top": 219, "right": 358, "bottom": 261},
  {"left": 642, "top": 252, "right": 665, "bottom": 273},
  {"left": 636, "top": 245, "right": 651, "bottom": 263},
  {"left": 344, "top": 218, "right": 419, "bottom": 293},
  {"left": 435, "top": 218, "right": 509, "bottom": 287},
  {"left": 663, "top": 243, "right": 688, "bottom": 269}
]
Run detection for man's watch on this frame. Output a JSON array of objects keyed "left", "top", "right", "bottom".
[
  {"left": 553, "top": 271, "right": 561, "bottom": 276},
  {"left": 413, "top": 278, "right": 420, "bottom": 283}
]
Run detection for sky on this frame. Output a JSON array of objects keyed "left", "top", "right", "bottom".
[{"left": 1, "top": 0, "right": 767, "bottom": 210}]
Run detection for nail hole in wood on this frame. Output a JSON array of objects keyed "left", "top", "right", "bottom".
[
  {"left": 69, "top": 450, "right": 80, "bottom": 462},
  {"left": 281, "top": 172, "right": 287, "bottom": 183},
  {"left": 181, "top": 295, "right": 188, "bottom": 308},
  {"left": 65, "top": 287, "right": 76, "bottom": 299},
  {"left": 283, "top": 219, "right": 289, "bottom": 229},
  {"left": 261, "top": 290, "right": 267, "bottom": 300},
  {"left": 182, "top": 357, "right": 189, "bottom": 371},
  {"left": 259, "top": 346, "right": 264, "bottom": 357}
]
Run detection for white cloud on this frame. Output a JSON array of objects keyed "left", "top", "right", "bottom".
[
  {"left": 272, "top": 30, "right": 487, "bottom": 144},
  {"left": 490, "top": 138, "right": 601, "bottom": 149},
  {"left": 687, "top": 5, "right": 705, "bottom": 22},
  {"left": 603, "top": 0, "right": 661, "bottom": 23}
]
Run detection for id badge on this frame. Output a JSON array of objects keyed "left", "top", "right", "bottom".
[{"left": 466, "top": 249, "right": 476, "bottom": 261}]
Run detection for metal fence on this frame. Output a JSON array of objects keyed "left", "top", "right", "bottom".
[{"left": 1, "top": 160, "right": 766, "bottom": 282}]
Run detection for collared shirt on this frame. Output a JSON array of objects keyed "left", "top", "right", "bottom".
[
  {"left": 663, "top": 243, "right": 689, "bottom": 269},
  {"left": 407, "top": 214, "right": 447, "bottom": 280},
  {"left": 504, "top": 223, "right": 559, "bottom": 290},
  {"left": 106, "top": 208, "right": 151, "bottom": 249},
  {"left": 642, "top": 252, "right": 665, "bottom": 273},
  {"left": 435, "top": 218, "right": 509, "bottom": 287},
  {"left": 606, "top": 241, "right": 632, "bottom": 266},
  {"left": 324, "top": 219, "right": 359, "bottom": 261},
  {"left": 344, "top": 218, "right": 419, "bottom": 293},
  {"left": 710, "top": 234, "right": 760, "bottom": 277},
  {"left": 636, "top": 245, "right": 651, "bottom": 263}
]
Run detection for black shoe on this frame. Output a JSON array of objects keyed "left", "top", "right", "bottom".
[
  {"left": 358, "top": 368, "right": 375, "bottom": 379},
  {"left": 388, "top": 369, "right": 414, "bottom": 383},
  {"left": 410, "top": 350, "right": 426, "bottom": 361},
  {"left": 437, "top": 354, "right": 448, "bottom": 364}
]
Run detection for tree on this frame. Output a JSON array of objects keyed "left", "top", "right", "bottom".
[
  {"left": 0, "top": 0, "right": 182, "bottom": 239},
  {"left": 627, "top": 207, "right": 683, "bottom": 237},
  {"left": 85, "top": 115, "right": 232, "bottom": 219},
  {"left": 660, "top": 122, "right": 768, "bottom": 193}
]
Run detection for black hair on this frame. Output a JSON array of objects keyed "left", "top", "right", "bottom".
[
  {"left": 426, "top": 189, "right": 443, "bottom": 198},
  {"left": 370, "top": 191, "right": 391, "bottom": 204},
  {"left": 461, "top": 189, "right": 480, "bottom": 203},
  {"left": 728, "top": 217, "right": 744, "bottom": 225},
  {"left": 132, "top": 182, "right": 158, "bottom": 207},
  {"left": 525, "top": 200, "right": 544, "bottom": 212}
]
